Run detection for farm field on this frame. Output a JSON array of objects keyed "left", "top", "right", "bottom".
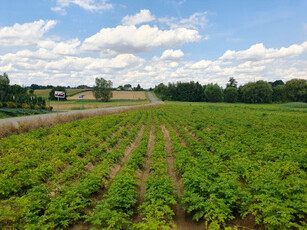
[
  {"left": 49, "top": 99, "right": 149, "bottom": 110},
  {"left": 0, "top": 102, "right": 306, "bottom": 229},
  {"left": 32, "top": 89, "right": 91, "bottom": 99},
  {"left": 69, "top": 90, "right": 147, "bottom": 100}
]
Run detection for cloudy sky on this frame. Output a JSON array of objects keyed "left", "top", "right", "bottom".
[{"left": 0, "top": 0, "right": 307, "bottom": 88}]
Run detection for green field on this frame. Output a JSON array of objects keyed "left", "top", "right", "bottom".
[{"left": 0, "top": 102, "right": 306, "bottom": 229}]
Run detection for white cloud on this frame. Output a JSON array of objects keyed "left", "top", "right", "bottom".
[
  {"left": 0, "top": 20, "right": 57, "bottom": 47},
  {"left": 160, "top": 49, "right": 184, "bottom": 60},
  {"left": 159, "top": 12, "right": 208, "bottom": 29},
  {"left": 1, "top": 28, "right": 307, "bottom": 88},
  {"left": 220, "top": 42, "right": 307, "bottom": 61},
  {"left": 52, "top": 0, "right": 112, "bottom": 14},
  {"left": 122, "top": 9, "right": 155, "bottom": 26},
  {"left": 52, "top": 39, "right": 81, "bottom": 56},
  {"left": 81, "top": 25, "right": 201, "bottom": 54}
]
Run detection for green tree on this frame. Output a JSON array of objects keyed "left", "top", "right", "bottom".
[
  {"left": 0, "top": 73, "right": 10, "bottom": 86},
  {"left": 226, "top": 77, "right": 238, "bottom": 88},
  {"left": 241, "top": 80, "right": 272, "bottom": 103},
  {"left": 284, "top": 79, "right": 307, "bottom": 102},
  {"left": 272, "top": 85, "right": 287, "bottom": 102},
  {"left": 93, "top": 78, "right": 113, "bottom": 102},
  {"left": 204, "top": 84, "right": 223, "bottom": 102},
  {"left": 49, "top": 86, "right": 67, "bottom": 100},
  {"left": 224, "top": 86, "right": 238, "bottom": 103}
]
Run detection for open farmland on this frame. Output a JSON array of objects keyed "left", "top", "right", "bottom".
[
  {"left": 69, "top": 90, "right": 147, "bottom": 100},
  {"left": 0, "top": 103, "right": 306, "bottom": 229}
]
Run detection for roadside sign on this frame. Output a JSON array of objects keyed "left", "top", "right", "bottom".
[{"left": 55, "top": 91, "right": 65, "bottom": 98}]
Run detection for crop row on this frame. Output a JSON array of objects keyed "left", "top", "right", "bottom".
[
  {"left": 159, "top": 104, "right": 307, "bottom": 230},
  {"left": 0, "top": 110, "right": 147, "bottom": 228}
]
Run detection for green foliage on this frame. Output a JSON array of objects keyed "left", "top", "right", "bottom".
[
  {"left": 205, "top": 84, "right": 224, "bottom": 102},
  {"left": 272, "top": 85, "right": 287, "bottom": 102},
  {"left": 241, "top": 80, "right": 273, "bottom": 103},
  {"left": 285, "top": 79, "right": 307, "bottom": 102},
  {"left": 92, "top": 77, "right": 113, "bottom": 102},
  {"left": 224, "top": 87, "right": 238, "bottom": 103}
]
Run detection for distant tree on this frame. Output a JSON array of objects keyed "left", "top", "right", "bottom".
[
  {"left": 284, "top": 79, "right": 307, "bottom": 102},
  {"left": 29, "top": 89, "right": 35, "bottom": 95},
  {"left": 204, "top": 84, "right": 223, "bottom": 102},
  {"left": 49, "top": 86, "right": 67, "bottom": 100},
  {"left": 124, "top": 84, "right": 132, "bottom": 90},
  {"left": 226, "top": 77, "right": 238, "bottom": 88},
  {"left": 269, "top": 80, "right": 284, "bottom": 88},
  {"left": 224, "top": 87, "right": 238, "bottom": 103},
  {"left": 241, "top": 80, "right": 272, "bottom": 103},
  {"left": 93, "top": 78, "right": 113, "bottom": 102},
  {"left": 135, "top": 84, "right": 142, "bottom": 91},
  {"left": 0, "top": 73, "right": 10, "bottom": 86},
  {"left": 118, "top": 85, "right": 124, "bottom": 90},
  {"left": 0, "top": 73, "right": 10, "bottom": 101},
  {"left": 272, "top": 85, "right": 287, "bottom": 102}
]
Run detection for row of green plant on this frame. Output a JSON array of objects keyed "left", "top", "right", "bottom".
[
  {"left": 86, "top": 112, "right": 152, "bottom": 229},
  {"left": 134, "top": 117, "right": 177, "bottom": 229},
  {"left": 160, "top": 104, "right": 307, "bottom": 229},
  {"left": 0, "top": 110, "right": 145, "bottom": 228}
]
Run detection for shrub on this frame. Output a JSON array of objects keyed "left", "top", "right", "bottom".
[
  {"left": 0, "top": 102, "right": 2, "bottom": 108},
  {"left": 17, "top": 103, "right": 22, "bottom": 108},
  {"left": 34, "top": 105, "right": 41, "bottom": 110},
  {"left": 2, "top": 102, "right": 7, "bottom": 107},
  {"left": 45, "top": 106, "right": 53, "bottom": 111},
  {"left": 22, "top": 103, "right": 31, "bottom": 109},
  {"left": 8, "top": 102, "right": 17, "bottom": 108}
]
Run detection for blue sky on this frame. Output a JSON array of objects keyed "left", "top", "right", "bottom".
[{"left": 0, "top": 0, "right": 306, "bottom": 88}]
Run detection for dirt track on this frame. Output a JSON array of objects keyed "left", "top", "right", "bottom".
[{"left": 0, "top": 92, "right": 161, "bottom": 138}]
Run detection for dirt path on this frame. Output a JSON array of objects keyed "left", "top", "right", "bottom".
[
  {"left": 161, "top": 124, "right": 205, "bottom": 230},
  {"left": 134, "top": 124, "right": 155, "bottom": 222},
  {"left": 70, "top": 125, "right": 145, "bottom": 230}
]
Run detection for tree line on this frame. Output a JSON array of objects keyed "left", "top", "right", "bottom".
[{"left": 154, "top": 78, "right": 307, "bottom": 103}]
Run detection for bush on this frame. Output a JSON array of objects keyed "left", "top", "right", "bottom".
[
  {"left": 34, "top": 105, "right": 41, "bottom": 110},
  {"left": 8, "top": 102, "right": 17, "bottom": 108},
  {"left": 22, "top": 103, "right": 31, "bottom": 109},
  {"left": 17, "top": 103, "right": 22, "bottom": 108},
  {"left": 0, "top": 102, "right": 2, "bottom": 108},
  {"left": 2, "top": 102, "right": 7, "bottom": 107},
  {"left": 45, "top": 106, "right": 53, "bottom": 111}
]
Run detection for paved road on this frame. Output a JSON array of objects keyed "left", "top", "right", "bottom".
[{"left": 0, "top": 91, "right": 161, "bottom": 127}]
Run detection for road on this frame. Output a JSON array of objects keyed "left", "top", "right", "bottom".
[{"left": 0, "top": 91, "right": 161, "bottom": 127}]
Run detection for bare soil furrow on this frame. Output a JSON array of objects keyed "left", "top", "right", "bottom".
[
  {"left": 134, "top": 124, "right": 155, "bottom": 222},
  {"left": 162, "top": 124, "right": 205, "bottom": 230}
]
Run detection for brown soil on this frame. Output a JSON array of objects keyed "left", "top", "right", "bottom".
[
  {"left": 161, "top": 124, "right": 205, "bottom": 230},
  {"left": 228, "top": 214, "right": 265, "bottom": 230},
  {"left": 69, "top": 91, "right": 146, "bottom": 100},
  {"left": 70, "top": 125, "right": 145, "bottom": 230},
  {"left": 134, "top": 124, "right": 155, "bottom": 223}
]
